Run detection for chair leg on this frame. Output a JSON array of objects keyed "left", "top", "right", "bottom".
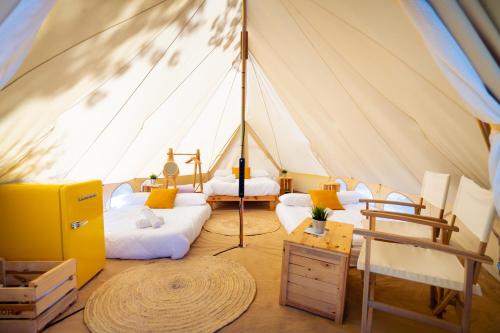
[
  {"left": 461, "top": 260, "right": 475, "bottom": 333},
  {"left": 433, "top": 290, "right": 457, "bottom": 317},
  {"left": 361, "top": 270, "right": 372, "bottom": 333},
  {"left": 367, "top": 274, "right": 375, "bottom": 332},
  {"left": 430, "top": 286, "right": 437, "bottom": 308},
  {"left": 361, "top": 237, "right": 373, "bottom": 333}
]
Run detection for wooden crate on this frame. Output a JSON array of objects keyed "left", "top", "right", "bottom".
[
  {"left": 280, "top": 220, "right": 352, "bottom": 323},
  {"left": 0, "top": 258, "right": 78, "bottom": 333}
]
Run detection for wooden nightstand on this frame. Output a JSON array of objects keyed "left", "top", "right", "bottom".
[
  {"left": 280, "top": 219, "right": 352, "bottom": 323},
  {"left": 142, "top": 184, "right": 164, "bottom": 192},
  {"left": 323, "top": 182, "right": 340, "bottom": 191},
  {"left": 279, "top": 177, "right": 293, "bottom": 195}
]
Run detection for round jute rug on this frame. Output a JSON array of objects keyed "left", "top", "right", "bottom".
[
  {"left": 203, "top": 212, "right": 280, "bottom": 236},
  {"left": 84, "top": 256, "right": 256, "bottom": 333}
]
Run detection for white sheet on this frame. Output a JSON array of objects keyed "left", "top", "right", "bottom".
[
  {"left": 104, "top": 204, "right": 211, "bottom": 259},
  {"left": 204, "top": 177, "right": 280, "bottom": 196},
  {"left": 275, "top": 202, "right": 365, "bottom": 246}
]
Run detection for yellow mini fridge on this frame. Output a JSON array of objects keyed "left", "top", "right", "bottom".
[{"left": 0, "top": 180, "right": 105, "bottom": 288}]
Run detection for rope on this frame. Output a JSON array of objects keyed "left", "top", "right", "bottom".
[{"left": 248, "top": 55, "right": 283, "bottom": 169}]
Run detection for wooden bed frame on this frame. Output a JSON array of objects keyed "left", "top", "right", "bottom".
[{"left": 207, "top": 195, "right": 278, "bottom": 210}]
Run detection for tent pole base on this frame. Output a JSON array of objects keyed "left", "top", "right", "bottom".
[{"left": 212, "top": 245, "right": 240, "bottom": 256}]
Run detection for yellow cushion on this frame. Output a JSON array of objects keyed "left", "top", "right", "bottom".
[
  {"left": 309, "top": 190, "right": 344, "bottom": 210},
  {"left": 232, "top": 167, "right": 251, "bottom": 179},
  {"left": 145, "top": 188, "right": 177, "bottom": 209}
]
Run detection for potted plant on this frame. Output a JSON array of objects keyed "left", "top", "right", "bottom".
[
  {"left": 311, "top": 206, "right": 328, "bottom": 234},
  {"left": 149, "top": 174, "right": 158, "bottom": 184}
]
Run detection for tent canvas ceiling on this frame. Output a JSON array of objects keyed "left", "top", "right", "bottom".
[{"left": 0, "top": 0, "right": 495, "bottom": 201}]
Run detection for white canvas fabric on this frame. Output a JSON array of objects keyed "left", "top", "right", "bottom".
[
  {"left": 357, "top": 240, "right": 481, "bottom": 295},
  {"left": 452, "top": 176, "right": 496, "bottom": 242},
  {"left": 0, "top": 0, "right": 55, "bottom": 88},
  {"left": 420, "top": 171, "right": 450, "bottom": 209},
  {"left": 361, "top": 219, "right": 432, "bottom": 240},
  {"left": 0, "top": 0, "right": 491, "bottom": 196}
]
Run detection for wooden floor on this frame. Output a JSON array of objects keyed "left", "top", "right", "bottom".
[{"left": 47, "top": 204, "right": 500, "bottom": 332}]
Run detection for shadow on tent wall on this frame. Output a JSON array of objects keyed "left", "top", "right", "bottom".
[{"left": 1, "top": 0, "right": 241, "bottom": 123}]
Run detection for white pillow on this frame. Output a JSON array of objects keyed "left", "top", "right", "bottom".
[
  {"left": 215, "top": 175, "right": 236, "bottom": 183},
  {"left": 337, "top": 191, "right": 364, "bottom": 205},
  {"left": 251, "top": 169, "right": 269, "bottom": 178},
  {"left": 110, "top": 192, "right": 148, "bottom": 209},
  {"left": 174, "top": 193, "right": 208, "bottom": 206},
  {"left": 214, "top": 170, "right": 231, "bottom": 178},
  {"left": 279, "top": 193, "right": 312, "bottom": 207}
]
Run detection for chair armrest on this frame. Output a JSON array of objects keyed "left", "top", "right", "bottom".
[
  {"left": 361, "top": 210, "right": 457, "bottom": 231},
  {"left": 359, "top": 198, "right": 426, "bottom": 210},
  {"left": 354, "top": 228, "right": 493, "bottom": 264}
]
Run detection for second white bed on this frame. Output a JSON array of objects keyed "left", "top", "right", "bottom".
[{"left": 204, "top": 176, "right": 280, "bottom": 196}]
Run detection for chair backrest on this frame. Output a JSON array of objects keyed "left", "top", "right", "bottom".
[
  {"left": 420, "top": 171, "right": 450, "bottom": 210},
  {"left": 452, "top": 176, "right": 496, "bottom": 243}
]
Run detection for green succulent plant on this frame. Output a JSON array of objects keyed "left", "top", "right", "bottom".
[
  {"left": 149, "top": 174, "right": 158, "bottom": 180},
  {"left": 311, "top": 206, "right": 328, "bottom": 221}
]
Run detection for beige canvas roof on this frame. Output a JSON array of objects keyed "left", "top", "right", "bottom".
[{"left": 0, "top": 0, "right": 496, "bottom": 199}]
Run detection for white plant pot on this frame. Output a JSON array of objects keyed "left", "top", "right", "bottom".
[{"left": 312, "top": 219, "right": 326, "bottom": 234}]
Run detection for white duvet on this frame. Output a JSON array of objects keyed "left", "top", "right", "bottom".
[
  {"left": 104, "top": 204, "right": 211, "bottom": 259},
  {"left": 275, "top": 202, "right": 365, "bottom": 245},
  {"left": 204, "top": 177, "right": 280, "bottom": 196}
]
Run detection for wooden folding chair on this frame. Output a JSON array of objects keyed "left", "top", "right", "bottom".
[
  {"left": 360, "top": 171, "right": 451, "bottom": 241},
  {"left": 356, "top": 176, "right": 496, "bottom": 333}
]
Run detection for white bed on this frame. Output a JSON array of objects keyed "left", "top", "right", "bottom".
[
  {"left": 275, "top": 191, "right": 367, "bottom": 265},
  {"left": 204, "top": 176, "right": 280, "bottom": 196},
  {"left": 105, "top": 192, "right": 211, "bottom": 259}
]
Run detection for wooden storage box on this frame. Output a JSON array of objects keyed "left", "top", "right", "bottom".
[
  {"left": 280, "top": 220, "right": 352, "bottom": 323},
  {"left": 0, "top": 258, "right": 78, "bottom": 333}
]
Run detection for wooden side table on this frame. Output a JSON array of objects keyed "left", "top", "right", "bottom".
[
  {"left": 142, "top": 184, "right": 164, "bottom": 192},
  {"left": 279, "top": 177, "right": 293, "bottom": 195},
  {"left": 280, "top": 219, "right": 352, "bottom": 323},
  {"left": 323, "top": 182, "right": 340, "bottom": 192}
]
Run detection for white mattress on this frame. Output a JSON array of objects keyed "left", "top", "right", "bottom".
[
  {"left": 104, "top": 204, "right": 211, "bottom": 259},
  {"left": 275, "top": 202, "right": 365, "bottom": 245},
  {"left": 204, "top": 177, "right": 280, "bottom": 196}
]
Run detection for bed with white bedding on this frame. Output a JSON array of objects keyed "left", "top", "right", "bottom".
[
  {"left": 105, "top": 192, "right": 211, "bottom": 259},
  {"left": 204, "top": 169, "right": 280, "bottom": 209},
  {"left": 275, "top": 191, "right": 367, "bottom": 265}
]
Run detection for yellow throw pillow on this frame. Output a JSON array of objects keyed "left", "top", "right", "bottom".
[
  {"left": 232, "top": 167, "right": 251, "bottom": 179},
  {"left": 309, "top": 189, "right": 344, "bottom": 210},
  {"left": 145, "top": 188, "right": 178, "bottom": 209}
]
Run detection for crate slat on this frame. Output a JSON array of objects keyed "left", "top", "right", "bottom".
[
  {"left": 0, "top": 259, "right": 77, "bottom": 333},
  {"left": 5, "top": 261, "right": 61, "bottom": 273},
  {"left": 0, "top": 258, "right": 5, "bottom": 287},
  {"left": 0, "top": 286, "right": 35, "bottom": 302},
  {"left": 35, "top": 276, "right": 76, "bottom": 315},
  {"left": 29, "top": 259, "right": 76, "bottom": 299},
  {"left": 35, "top": 289, "right": 78, "bottom": 332}
]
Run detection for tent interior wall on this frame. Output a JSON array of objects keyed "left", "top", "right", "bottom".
[{"left": 1, "top": 0, "right": 500, "bottom": 329}]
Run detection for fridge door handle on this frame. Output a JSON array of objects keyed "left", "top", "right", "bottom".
[{"left": 71, "top": 220, "right": 89, "bottom": 230}]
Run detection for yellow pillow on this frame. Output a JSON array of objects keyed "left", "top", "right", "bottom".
[
  {"left": 145, "top": 188, "right": 177, "bottom": 209},
  {"left": 309, "top": 190, "right": 344, "bottom": 210},
  {"left": 232, "top": 167, "right": 251, "bottom": 179}
]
